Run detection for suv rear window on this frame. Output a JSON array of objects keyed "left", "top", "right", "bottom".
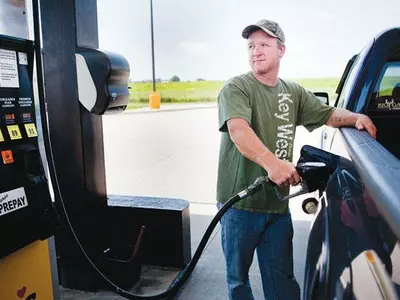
[{"left": 368, "top": 51, "right": 400, "bottom": 114}]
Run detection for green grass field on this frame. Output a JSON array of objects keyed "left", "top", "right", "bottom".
[
  {"left": 128, "top": 78, "right": 340, "bottom": 109},
  {"left": 379, "top": 76, "right": 399, "bottom": 96}
]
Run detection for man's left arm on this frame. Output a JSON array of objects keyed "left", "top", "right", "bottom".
[{"left": 326, "top": 107, "right": 377, "bottom": 139}]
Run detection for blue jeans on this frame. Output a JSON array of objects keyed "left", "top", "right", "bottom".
[{"left": 217, "top": 202, "right": 300, "bottom": 300}]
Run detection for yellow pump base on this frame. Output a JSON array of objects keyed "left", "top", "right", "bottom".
[
  {"left": 0, "top": 240, "right": 55, "bottom": 300},
  {"left": 149, "top": 92, "right": 161, "bottom": 109}
]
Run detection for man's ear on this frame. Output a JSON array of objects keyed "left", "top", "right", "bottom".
[{"left": 279, "top": 44, "right": 286, "bottom": 58}]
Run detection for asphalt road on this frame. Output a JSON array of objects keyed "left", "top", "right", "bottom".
[{"left": 103, "top": 105, "right": 323, "bottom": 221}]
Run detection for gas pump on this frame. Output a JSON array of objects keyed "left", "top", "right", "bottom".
[
  {"left": 0, "top": 15, "right": 131, "bottom": 300},
  {"left": 0, "top": 35, "right": 57, "bottom": 300}
]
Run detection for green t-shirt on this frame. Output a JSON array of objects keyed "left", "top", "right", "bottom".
[{"left": 217, "top": 72, "right": 334, "bottom": 213}]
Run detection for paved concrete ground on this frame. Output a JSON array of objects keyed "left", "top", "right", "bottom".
[
  {"left": 61, "top": 103, "right": 323, "bottom": 300},
  {"left": 61, "top": 212, "right": 311, "bottom": 300}
]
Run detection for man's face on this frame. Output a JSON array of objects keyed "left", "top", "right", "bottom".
[{"left": 247, "top": 30, "right": 285, "bottom": 75}]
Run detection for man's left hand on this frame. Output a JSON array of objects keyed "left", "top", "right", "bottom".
[{"left": 355, "top": 114, "right": 377, "bottom": 139}]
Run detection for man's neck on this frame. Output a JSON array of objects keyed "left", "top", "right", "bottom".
[{"left": 252, "top": 69, "right": 279, "bottom": 87}]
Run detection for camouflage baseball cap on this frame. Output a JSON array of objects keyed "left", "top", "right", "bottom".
[{"left": 242, "top": 19, "right": 285, "bottom": 43}]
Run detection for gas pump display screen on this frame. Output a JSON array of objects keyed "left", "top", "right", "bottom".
[{"left": 0, "top": 35, "right": 53, "bottom": 259}]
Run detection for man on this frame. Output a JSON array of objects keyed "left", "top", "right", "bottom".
[{"left": 216, "top": 19, "right": 376, "bottom": 300}]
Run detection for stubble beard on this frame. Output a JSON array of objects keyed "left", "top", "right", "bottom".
[
  {"left": 253, "top": 63, "right": 272, "bottom": 76},
  {"left": 253, "top": 60, "right": 279, "bottom": 76}
]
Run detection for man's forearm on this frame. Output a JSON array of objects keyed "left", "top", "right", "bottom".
[
  {"left": 228, "top": 121, "right": 300, "bottom": 185},
  {"left": 229, "top": 124, "right": 275, "bottom": 170},
  {"left": 227, "top": 118, "right": 301, "bottom": 185},
  {"left": 326, "top": 108, "right": 359, "bottom": 128}
]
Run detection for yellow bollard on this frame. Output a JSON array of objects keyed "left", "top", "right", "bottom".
[{"left": 149, "top": 92, "right": 161, "bottom": 109}]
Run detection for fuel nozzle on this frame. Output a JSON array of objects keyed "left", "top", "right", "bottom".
[
  {"left": 237, "top": 161, "right": 331, "bottom": 215},
  {"left": 273, "top": 161, "right": 330, "bottom": 203},
  {"left": 296, "top": 162, "right": 330, "bottom": 193},
  {"left": 296, "top": 162, "right": 330, "bottom": 214}
]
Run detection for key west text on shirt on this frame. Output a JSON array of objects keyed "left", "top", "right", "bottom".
[{"left": 274, "top": 93, "right": 294, "bottom": 160}]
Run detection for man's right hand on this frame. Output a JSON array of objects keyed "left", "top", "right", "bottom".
[{"left": 265, "top": 158, "right": 301, "bottom": 187}]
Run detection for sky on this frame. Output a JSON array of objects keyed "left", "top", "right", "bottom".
[{"left": 97, "top": 0, "right": 400, "bottom": 82}]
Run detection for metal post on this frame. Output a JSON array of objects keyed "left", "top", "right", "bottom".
[
  {"left": 148, "top": 0, "right": 160, "bottom": 108},
  {"left": 150, "top": 0, "right": 156, "bottom": 92}
]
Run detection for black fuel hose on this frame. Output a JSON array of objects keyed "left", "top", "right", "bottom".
[
  {"left": 116, "top": 176, "right": 268, "bottom": 299},
  {"left": 31, "top": 2, "right": 269, "bottom": 299}
]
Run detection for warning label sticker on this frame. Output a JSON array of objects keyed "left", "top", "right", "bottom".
[
  {"left": 18, "top": 52, "right": 28, "bottom": 65},
  {"left": 0, "top": 187, "right": 28, "bottom": 217},
  {"left": 0, "top": 49, "right": 19, "bottom": 88}
]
